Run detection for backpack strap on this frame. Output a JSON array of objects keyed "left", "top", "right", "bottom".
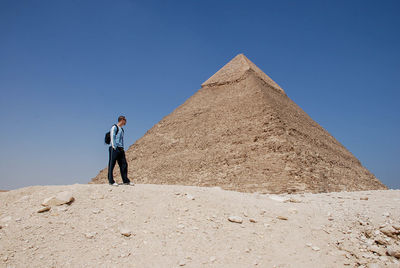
[{"left": 113, "top": 124, "right": 119, "bottom": 136}]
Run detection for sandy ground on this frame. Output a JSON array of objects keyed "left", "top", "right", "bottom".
[{"left": 0, "top": 184, "right": 399, "bottom": 268}]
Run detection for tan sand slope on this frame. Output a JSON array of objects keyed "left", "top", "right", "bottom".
[
  {"left": 0, "top": 184, "right": 399, "bottom": 267},
  {"left": 91, "top": 54, "right": 386, "bottom": 193}
]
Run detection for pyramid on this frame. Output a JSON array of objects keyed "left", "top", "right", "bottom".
[{"left": 91, "top": 54, "right": 386, "bottom": 193}]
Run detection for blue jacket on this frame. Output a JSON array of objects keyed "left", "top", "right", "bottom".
[{"left": 110, "top": 125, "right": 124, "bottom": 149}]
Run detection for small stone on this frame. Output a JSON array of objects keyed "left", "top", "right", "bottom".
[
  {"left": 312, "top": 246, "right": 320, "bottom": 251},
  {"left": 120, "top": 227, "right": 132, "bottom": 237},
  {"left": 392, "top": 224, "right": 400, "bottom": 231},
  {"left": 306, "top": 243, "right": 312, "bottom": 247},
  {"left": 177, "top": 224, "right": 185, "bottom": 229},
  {"left": 276, "top": 216, "right": 288, "bottom": 221},
  {"left": 209, "top": 256, "right": 216, "bottom": 263},
  {"left": 179, "top": 260, "right": 186, "bottom": 266},
  {"left": 92, "top": 209, "right": 101, "bottom": 214},
  {"left": 387, "top": 245, "right": 400, "bottom": 259},
  {"left": 360, "top": 197, "right": 368, "bottom": 201},
  {"left": 85, "top": 232, "right": 97, "bottom": 239},
  {"left": 37, "top": 206, "right": 51, "bottom": 213},
  {"left": 249, "top": 218, "right": 257, "bottom": 223},
  {"left": 382, "top": 212, "right": 390, "bottom": 217},
  {"left": 15, "top": 218, "right": 22, "bottom": 222},
  {"left": 374, "top": 237, "right": 388, "bottom": 245},
  {"left": 380, "top": 225, "right": 398, "bottom": 238},
  {"left": 284, "top": 198, "right": 301, "bottom": 203},
  {"left": 186, "top": 194, "right": 195, "bottom": 200},
  {"left": 228, "top": 216, "right": 243, "bottom": 224},
  {"left": 42, "top": 191, "right": 74, "bottom": 207}
]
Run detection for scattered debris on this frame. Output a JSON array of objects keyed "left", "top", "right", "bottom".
[
  {"left": 228, "top": 216, "right": 243, "bottom": 224},
  {"left": 37, "top": 206, "right": 50, "bottom": 213}
]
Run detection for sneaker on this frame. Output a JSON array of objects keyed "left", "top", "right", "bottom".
[
  {"left": 109, "top": 182, "right": 119, "bottom": 186},
  {"left": 123, "top": 182, "right": 135, "bottom": 186}
]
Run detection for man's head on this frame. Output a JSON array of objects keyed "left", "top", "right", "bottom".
[{"left": 117, "top": 115, "right": 126, "bottom": 126}]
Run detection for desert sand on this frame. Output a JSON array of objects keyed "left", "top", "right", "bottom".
[{"left": 1, "top": 184, "right": 399, "bottom": 267}]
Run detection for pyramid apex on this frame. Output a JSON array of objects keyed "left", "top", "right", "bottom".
[{"left": 201, "top": 54, "right": 285, "bottom": 94}]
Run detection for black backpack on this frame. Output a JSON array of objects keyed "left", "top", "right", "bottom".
[{"left": 104, "top": 124, "right": 124, "bottom": 144}]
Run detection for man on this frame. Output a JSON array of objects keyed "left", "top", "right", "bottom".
[{"left": 108, "top": 115, "right": 134, "bottom": 186}]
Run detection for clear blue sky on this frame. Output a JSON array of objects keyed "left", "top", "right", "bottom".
[{"left": 0, "top": 0, "right": 399, "bottom": 190}]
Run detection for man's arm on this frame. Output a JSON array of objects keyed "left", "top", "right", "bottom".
[{"left": 110, "top": 125, "right": 116, "bottom": 150}]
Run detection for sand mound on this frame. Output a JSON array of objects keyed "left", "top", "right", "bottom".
[{"left": 1, "top": 184, "right": 399, "bottom": 267}]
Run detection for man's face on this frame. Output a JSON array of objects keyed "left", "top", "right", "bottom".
[{"left": 121, "top": 119, "right": 126, "bottom": 126}]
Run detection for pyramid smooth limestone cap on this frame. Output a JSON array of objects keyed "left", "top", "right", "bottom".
[{"left": 201, "top": 54, "right": 285, "bottom": 94}]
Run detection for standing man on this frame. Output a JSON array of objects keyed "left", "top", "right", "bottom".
[{"left": 108, "top": 115, "right": 134, "bottom": 186}]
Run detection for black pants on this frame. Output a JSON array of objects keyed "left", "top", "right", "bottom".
[{"left": 108, "top": 146, "right": 130, "bottom": 184}]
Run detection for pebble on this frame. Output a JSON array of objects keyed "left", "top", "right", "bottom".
[
  {"left": 85, "top": 232, "right": 97, "bottom": 239},
  {"left": 374, "top": 237, "right": 388, "bottom": 245},
  {"left": 312, "top": 246, "right": 320, "bottom": 251},
  {"left": 209, "top": 256, "right": 216, "bottom": 263},
  {"left": 37, "top": 206, "right": 51, "bottom": 213},
  {"left": 380, "top": 225, "right": 398, "bottom": 238},
  {"left": 284, "top": 198, "right": 302, "bottom": 203},
  {"left": 186, "top": 194, "right": 195, "bottom": 200},
  {"left": 228, "top": 216, "right": 243, "bottom": 224},
  {"left": 360, "top": 197, "right": 369, "bottom": 201},
  {"left": 92, "top": 209, "right": 101, "bottom": 214},
  {"left": 179, "top": 260, "right": 186, "bottom": 266},
  {"left": 276, "top": 216, "right": 288, "bottom": 221},
  {"left": 387, "top": 246, "right": 400, "bottom": 259},
  {"left": 249, "top": 218, "right": 257, "bottom": 223},
  {"left": 382, "top": 212, "right": 390, "bottom": 217},
  {"left": 120, "top": 227, "right": 132, "bottom": 237},
  {"left": 42, "top": 191, "right": 74, "bottom": 207}
]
